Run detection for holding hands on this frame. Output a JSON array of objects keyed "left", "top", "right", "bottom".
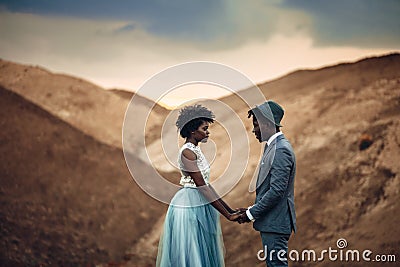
[
  {"left": 227, "top": 208, "right": 251, "bottom": 224},
  {"left": 227, "top": 211, "right": 242, "bottom": 221}
]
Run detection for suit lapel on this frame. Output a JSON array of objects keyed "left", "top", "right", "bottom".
[
  {"left": 248, "top": 143, "right": 264, "bottom": 192},
  {"left": 255, "top": 135, "right": 284, "bottom": 190},
  {"left": 249, "top": 135, "right": 285, "bottom": 192}
]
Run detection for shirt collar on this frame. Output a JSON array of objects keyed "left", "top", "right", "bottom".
[{"left": 267, "top": 132, "right": 283, "bottom": 146}]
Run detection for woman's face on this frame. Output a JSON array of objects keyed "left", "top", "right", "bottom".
[{"left": 192, "top": 121, "right": 210, "bottom": 143}]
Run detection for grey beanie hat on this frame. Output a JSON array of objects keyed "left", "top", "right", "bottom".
[{"left": 253, "top": 100, "right": 284, "bottom": 127}]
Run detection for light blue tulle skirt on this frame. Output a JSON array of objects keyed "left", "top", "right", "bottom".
[{"left": 156, "top": 187, "right": 225, "bottom": 267}]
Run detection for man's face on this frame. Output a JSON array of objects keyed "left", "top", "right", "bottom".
[
  {"left": 252, "top": 116, "right": 274, "bottom": 143},
  {"left": 252, "top": 116, "right": 262, "bottom": 142}
]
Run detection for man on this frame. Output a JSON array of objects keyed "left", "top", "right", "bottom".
[{"left": 237, "top": 100, "right": 296, "bottom": 267}]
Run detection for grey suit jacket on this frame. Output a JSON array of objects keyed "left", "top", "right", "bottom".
[{"left": 249, "top": 134, "right": 296, "bottom": 234}]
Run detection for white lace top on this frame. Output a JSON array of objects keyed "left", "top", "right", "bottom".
[{"left": 178, "top": 142, "right": 210, "bottom": 187}]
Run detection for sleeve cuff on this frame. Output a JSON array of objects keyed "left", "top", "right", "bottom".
[{"left": 246, "top": 208, "right": 255, "bottom": 222}]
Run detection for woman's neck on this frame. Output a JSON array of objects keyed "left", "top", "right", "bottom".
[{"left": 185, "top": 137, "right": 198, "bottom": 146}]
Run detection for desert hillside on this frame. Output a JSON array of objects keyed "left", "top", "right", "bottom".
[
  {"left": 109, "top": 88, "right": 167, "bottom": 115},
  {"left": 109, "top": 88, "right": 168, "bottom": 145},
  {"left": 0, "top": 85, "right": 167, "bottom": 266},
  {"left": 0, "top": 60, "right": 167, "bottom": 149}
]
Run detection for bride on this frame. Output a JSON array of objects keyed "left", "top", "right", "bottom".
[{"left": 156, "top": 104, "right": 241, "bottom": 267}]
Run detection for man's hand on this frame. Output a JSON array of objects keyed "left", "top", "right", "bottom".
[
  {"left": 236, "top": 209, "right": 251, "bottom": 224},
  {"left": 234, "top": 207, "right": 248, "bottom": 213},
  {"left": 227, "top": 211, "right": 242, "bottom": 221}
]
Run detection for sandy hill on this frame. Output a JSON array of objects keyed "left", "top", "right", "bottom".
[
  {"left": 109, "top": 88, "right": 167, "bottom": 114},
  {"left": 0, "top": 85, "right": 167, "bottom": 266},
  {"left": 0, "top": 60, "right": 167, "bottom": 149},
  {"left": 109, "top": 88, "right": 168, "bottom": 145}
]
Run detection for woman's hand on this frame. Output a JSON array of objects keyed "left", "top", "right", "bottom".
[
  {"left": 234, "top": 207, "right": 247, "bottom": 213},
  {"left": 227, "top": 211, "right": 243, "bottom": 221}
]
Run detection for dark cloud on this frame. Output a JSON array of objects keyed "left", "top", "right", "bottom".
[
  {"left": 115, "top": 23, "right": 136, "bottom": 33},
  {"left": 281, "top": 0, "right": 400, "bottom": 48},
  {"left": 0, "top": 0, "right": 224, "bottom": 41},
  {"left": 1, "top": 0, "right": 398, "bottom": 49},
  {"left": 0, "top": 0, "right": 283, "bottom": 47}
]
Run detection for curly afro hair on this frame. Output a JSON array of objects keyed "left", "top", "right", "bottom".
[{"left": 176, "top": 104, "right": 215, "bottom": 138}]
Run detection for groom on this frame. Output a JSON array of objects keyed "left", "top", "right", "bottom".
[{"left": 237, "top": 100, "right": 296, "bottom": 267}]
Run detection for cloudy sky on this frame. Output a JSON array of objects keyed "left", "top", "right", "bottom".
[{"left": 0, "top": 0, "right": 399, "bottom": 107}]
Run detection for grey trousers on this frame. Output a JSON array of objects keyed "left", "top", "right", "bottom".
[{"left": 260, "top": 232, "right": 291, "bottom": 267}]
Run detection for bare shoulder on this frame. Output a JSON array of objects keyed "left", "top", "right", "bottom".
[{"left": 181, "top": 148, "right": 197, "bottom": 161}]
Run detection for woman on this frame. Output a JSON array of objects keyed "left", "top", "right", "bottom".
[{"left": 156, "top": 104, "right": 241, "bottom": 267}]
